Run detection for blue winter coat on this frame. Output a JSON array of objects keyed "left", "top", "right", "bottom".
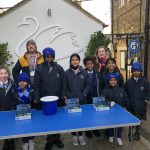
[{"left": 64, "top": 67, "right": 89, "bottom": 104}]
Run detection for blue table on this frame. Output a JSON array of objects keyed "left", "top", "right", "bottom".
[{"left": 0, "top": 104, "right": 140, "bottom": 140}]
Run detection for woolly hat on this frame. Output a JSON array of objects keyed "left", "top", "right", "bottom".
[
  {"left": 131, "top": 62, "right": 142, "bottom": 72},
  {"left": 43, "top": 47, "right": 55, "bottom": 59},
  {"left": 106, "top": 73, "right": 119, "bottom": 81},
  {"left": 26, "top": 39, "right": 37, "bottom": 51},
  {"left": 18, "top": 72, "right": 30, "bottom": 84}
]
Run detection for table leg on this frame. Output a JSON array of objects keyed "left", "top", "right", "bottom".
[{"left": 113, "top": 128, "right": 117, "bottom": 150}]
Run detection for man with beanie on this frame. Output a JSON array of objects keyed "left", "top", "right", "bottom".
[
  {"left": 125, "top": 62, "right": 150, "bottom": 141},
  {"left": 12, "top": 39, "right": 44, "bottom": 86},
  {"left": 33, "top": 47, "right": 65, "bottom": 150}
]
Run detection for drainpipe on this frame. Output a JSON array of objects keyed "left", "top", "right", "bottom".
[{"left": 144, "top": 0, "right": 149, "bottom": 78}]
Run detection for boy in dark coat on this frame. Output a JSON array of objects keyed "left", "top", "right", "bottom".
[
  {"left": 33, "top": 47, "right": 65, "bottom": 150},
  {"left": 102, "top": 73, "right": 130, "bottom": 146},
  {"left": 125, "top": 62, "right": 150, "bottom": 141},
  {"left": 0, "top": 66, "right": 16, "bottom": 150},
  {"left": 83, "top": 56, "right": 104, "bottom": 138}
]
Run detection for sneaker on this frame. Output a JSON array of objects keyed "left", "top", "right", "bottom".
[
  {"left": 72, "top": 136, "right": 79, "bottom": 146},
  {"left": 22, "top": 143, "right": 29, "bottom": 150},
  {"left": 117, "top": 138, "right": 123, "bottom": 146},
  {"left": 29, "top": 140, "right": 35, "bottom": 150},
  {"left": 78, "top": 136, "right": 86, "bottom": 146},
  {"left": 108, "top": 137, "right": 114, "bottom": 143}
]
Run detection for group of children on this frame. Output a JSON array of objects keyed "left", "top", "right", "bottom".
[{"left": 0, "top": 45, "right": 150, "bottom": 150}]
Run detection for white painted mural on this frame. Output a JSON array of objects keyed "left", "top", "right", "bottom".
[{"left": 0, "top": 0, "right": 104, "bottom": 70}]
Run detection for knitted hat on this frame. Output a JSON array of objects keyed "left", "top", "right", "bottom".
[
  {"left": 43, "top": 47, "right": 55, "bottom": 59},
  {"left": 131, "top": 62, "right": 142, "bottom": 72},
  {"left": 18, "top": 72, "right": 30, "bottom": 84},
  {"left": 106, "top": 73, "right": 119, "bottom": 81},
  {"left": 26, "top": 39, "right": 37, "bottom": 51}
]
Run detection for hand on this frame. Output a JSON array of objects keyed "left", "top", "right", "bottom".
[{"left": 110, "top": 101, "right": 115, "bottom": 107}]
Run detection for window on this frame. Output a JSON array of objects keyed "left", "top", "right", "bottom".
[
  {"left": 119, "top": 0, "right": 125, "bottom": 8},
  {"left": 120, "top": 51, "right": 126, "bottom": 69}
]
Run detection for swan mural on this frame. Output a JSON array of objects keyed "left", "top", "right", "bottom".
[{"left": 15, "top": 16, "right": 84, "bottom": 61}]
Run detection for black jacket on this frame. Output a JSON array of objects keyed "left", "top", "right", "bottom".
[
  {"left": 12, "top": 52, "right": 44, "bottom": 83},
  {"left": 101, "top": 85, "right": 130, "bottom": 110},
  {"left": 125, "top": 76, "right": 150, "bottom": 113},
  {"left": 0, "top": 80, "right": 17, "bottom": 111},
  {"left": 64, "top": 67, "right": 89, "bottom": 103},
  {"left": 33, "top": 62, "right": 65, "bottom": 106},
  {"left": 85, "top": 69, "right": 104, "bottom": 103}
]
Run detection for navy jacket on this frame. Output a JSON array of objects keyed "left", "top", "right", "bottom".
[
  {"left": 102, "top": 70, "right": 124, "bottom": 88},
  {"left": 101, "top": 85, "right": 130, "bottom": 110},
  {"left": 33, "top": 62, "right": 65, "bottom": 106},
  {"left": 0, "top": 80, "right": 17, "bottom": 111},
  {"left": 85, "top": 69, "right": 104, "bottom": 103},
  {"left": 125, "top": 76, "right": 150, "bottom": 113},
  {"left": 64, "top": 67, "right": 89, "bottom": 103}
]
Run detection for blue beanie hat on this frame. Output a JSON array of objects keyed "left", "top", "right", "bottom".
[
  {"left": 106, "top": 73, "right": 119, "bottom": 81},
  {"left": 43, "top": 47, "right": 55, "bottom": 59},
  {"left": 18, "top": 72, "right": 30, "bottom": 83},
  {"left": 131, "top": 62, "right": 142, "bottom": 72}
]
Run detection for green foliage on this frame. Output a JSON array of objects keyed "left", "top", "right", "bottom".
[
  {"left": 0, "top": 43, "right": 13, "bottom": 66},
  {"left": 85, "top": 31, "right": 111, "bottom": 57}
]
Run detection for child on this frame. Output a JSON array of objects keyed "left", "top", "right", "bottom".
[
  {"left": 102, "top": 58, "right": 124, "bottom": 88},
  {"left": 0, "top": 66, "right": 16, "bottom": 150},
  {"left": 64, "top": 53, "right": 89, "bottom": 146},
  {"left": 101, "top": 73, "right": 130, "bottom": 145},
  {"left": 33, "top": 47, "right": 65, "bottom": 150},
  {"left": 125, "top": 62, "right": 150, "bottom": 141},
  {"left": 83, "top": 56, "right": 104, "bottom": 138},
  {"left": 14, "top": 72, "right": 35, "bottom": 150}
]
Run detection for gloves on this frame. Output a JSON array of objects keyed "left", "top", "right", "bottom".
[{"left": 110, "top": 101, "right": 115, "bottom": 107}]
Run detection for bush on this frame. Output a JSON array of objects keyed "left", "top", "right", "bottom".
[
  {"left": 85, "top": 31, "right": 111, "bottom": 57},
  {"left": 0, "top": 43, "right": 13, "bottom": 66}
]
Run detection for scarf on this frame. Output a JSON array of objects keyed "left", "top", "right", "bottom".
[
  {"left": 18, "top": 84, "right": 31, "bottom": 104},
  {"left": 28, "top": 53, "right": 37, "bottom": 73},
  {"left": 98, "top": 56, "right": 107, "bottom": 72}
]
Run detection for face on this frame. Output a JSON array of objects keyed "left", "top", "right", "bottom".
[
  {"left": 71, "top": 56, "right": 80, "bottom": 67},
  {"left": 45, "top": 55, "right": 54, "bottom": 63},
  {"left": 106, "top": 60, "right": 116, "bottom": 71},
  {"left": 27, "top": 44, "right": 36, "bottom": 53},
  {"left": 85, "top": 60, "right": 94, "bottom": 71},
  {"left": 97, "top": 48, "right": 106, "bottom": 59},
  {"left": 109, "top": 78, "right": 117, "bottom": 87},
  {"left": 18, "top": 81, "right": 28, "bottom": 90},
  {"left": 132, "top": 70, "right": 141, "bottom": 78},
  {"left": 0, "top": 69, "right": 9, "bottom": 82}
]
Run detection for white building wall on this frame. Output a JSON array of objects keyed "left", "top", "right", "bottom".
[{"left": 0, "top": 0, "right": 103, "bottom": 70}]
